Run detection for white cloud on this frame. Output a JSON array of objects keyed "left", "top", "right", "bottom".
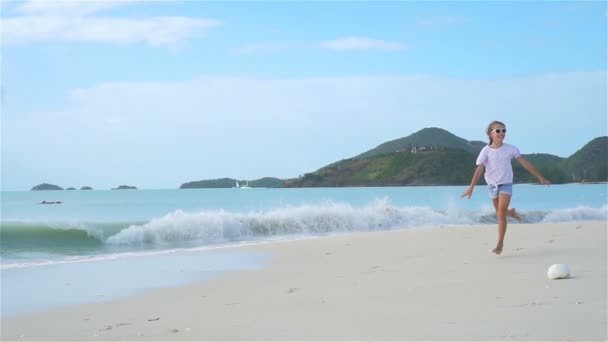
[
  {"left": 15, "top": 0, "right": 136, "bottom": 16},
  {"left": 320, "top": 37, "right": 406, "bottom": 51},
  {"left": 2, "top": 1, "right": 222, "bottom": 47}
]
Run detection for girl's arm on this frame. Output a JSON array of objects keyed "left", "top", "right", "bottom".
[
  {"left": 461, "top": 164, "right": 485, "bottom": 198},
  {"left": 517, "top": 156, "right": 551, "bottom": 185}
]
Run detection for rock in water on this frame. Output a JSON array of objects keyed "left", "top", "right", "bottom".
[{"left": 547, "top": 264, "right": 570, "bottom": 279}]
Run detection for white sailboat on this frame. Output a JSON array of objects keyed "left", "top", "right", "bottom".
[{"left": 232, "top": 180, "right": 252, "bottom": 189}]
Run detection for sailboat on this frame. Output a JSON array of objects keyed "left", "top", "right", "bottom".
[
  {"left": 232, "top": 180, "right": 240, "bottom": 188},
  {"left": 240, "top": 180, "right": 252, "bottom": 189}
]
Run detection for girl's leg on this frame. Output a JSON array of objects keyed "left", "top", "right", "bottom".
[
  {"left": 508, "top": 208, "right": 522, "bottom": 221},
  {"left": 492, "top": 193, "right": 512, "bottom": 255}
]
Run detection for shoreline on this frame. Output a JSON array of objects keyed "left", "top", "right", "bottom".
[{"left": 2, "top": 221, "right": 607, "bottom": 340}]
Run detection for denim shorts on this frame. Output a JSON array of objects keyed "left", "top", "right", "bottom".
[{"left": 488, "top": 183, "right": 513, "bottom": 199}]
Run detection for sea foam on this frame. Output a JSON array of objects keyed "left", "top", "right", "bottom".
[{"left": 104, "top": 200, "right": 606, "bottom": 246}]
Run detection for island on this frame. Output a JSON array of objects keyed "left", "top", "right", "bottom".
[
  {"left": 31, "top": 183, "right": 63, "bottom": 191},
  {"left": 112, "top": 185, "right": 138, "bottom": 190},
  {"left": 180, "top": 129, "right": 607, "bottom": 188},
  {"left": 179, "top": 177, "right": 283, "bottom": 189},
  {"left": 80, "top": 186, "right": 94, "bottom": 190}
]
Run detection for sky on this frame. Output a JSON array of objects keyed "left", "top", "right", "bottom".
[{"left": 1, "top": 0, "right": 606, "bottom": 191}]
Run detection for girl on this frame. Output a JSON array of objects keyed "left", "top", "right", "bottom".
[{"left": 461, "top": 121, "right": 550, "bottom": 255}]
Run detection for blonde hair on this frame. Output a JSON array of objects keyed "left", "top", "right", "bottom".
[{"left": 486, "top": 120, "right": 506, "bottom": 145}]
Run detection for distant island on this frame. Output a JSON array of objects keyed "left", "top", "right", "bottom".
[
  {"left": 31, "top": 183, "right": 63, "bottom": 191},
  {"left": 29, "top": 127, "right": 608, "bottom": 191},
  {"left": 180, "top": 177, "right": 283, "bottom": 189},
  {"left": 112, "top": 185, "right": 138, "bottom": 190},
  {"left": 30, "top": 184, "right": 95, "bottom": 191}
]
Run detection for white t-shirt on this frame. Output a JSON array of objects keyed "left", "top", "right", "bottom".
[{"left": 476, "top": 143, "right": 521, "bottom": 185}]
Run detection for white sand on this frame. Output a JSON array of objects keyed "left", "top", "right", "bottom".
[{"left": 2, "top": 222, "right": 606, "bottom": 341}]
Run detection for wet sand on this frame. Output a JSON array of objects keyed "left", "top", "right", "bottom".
[{"left": 2, "top": 221, "right": 606, "bottom": 341}]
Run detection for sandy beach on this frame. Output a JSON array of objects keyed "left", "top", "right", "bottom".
[{"left": 2, "top": 221, "right": 606, "bottom": 341}]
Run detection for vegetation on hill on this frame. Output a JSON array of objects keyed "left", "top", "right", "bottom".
[
  {"left": 31, "top": 183, "right": 63, "bottom": 191},
  {"left": 561, "top": 137, "right": 608, "bottom": 182},
  {"left": 179, "top": 128, "right": 606, "bottom": 189},
  {"left": 286, "top": 148, "right": 477, "bottom": 187},
  {"left": 180, "top": 177, "right": 283, "bottom": 189},
  {"left": 511, "top": 153, "right": 565, "bottom": 184},
  {"left": 284, "top": 128, "right": 607, "bottom": 187},
  {"left": 356, "top": 127, "right": 483, "bottom": 159},
  {"left": 180, "top": 178, "right": 235, "bottom": 189},
  {"left": 250, "top": 177, "right": 284, "bottom": 188}
]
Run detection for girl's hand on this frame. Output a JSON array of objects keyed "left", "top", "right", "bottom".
[{"left": 461, "top": 187, "right": 474, "bottom": 198}]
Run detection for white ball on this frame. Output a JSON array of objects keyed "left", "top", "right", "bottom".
[{"left": 547, "top": 264, "right": 570, "bottom": 280}]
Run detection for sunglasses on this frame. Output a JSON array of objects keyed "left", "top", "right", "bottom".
[{"left": 492, "top": 128, "right": 507, "bottom": 134}]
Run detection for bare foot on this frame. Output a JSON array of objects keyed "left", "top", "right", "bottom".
[
  {"left": 492, "top": 246, "right": 503, "bottom": 255},
  {"left": 508, "top": 208, "right": 522, "bottom": 222}
]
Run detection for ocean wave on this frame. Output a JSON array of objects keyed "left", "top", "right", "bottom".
[
  {"left": 0, "top": 222, "right": 104, "bottom": 245},
  {"left": 540, "top": 205, "right": 608, "bottom": 223},
  {"left": 105, "top": 199, "right": 466, "bottom": 245},
  {"left": 105, "top": 200, "right": 607, "bottom": 245},
  {"left": 2, "top": 201, "right": 606, "bottom": 251},
  {"left": 0, "top": 221, "right": 139, "bottom": 244}
]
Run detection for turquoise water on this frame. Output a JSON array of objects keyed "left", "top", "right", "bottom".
[
  {"left": 1, "top": 249, "right": 268, "bottom": 316},
  {"left": 0, "top": 185, "right": 606, "bottom": 315},
  {"left": 1, "top": 185, "right": 607, "bottom": 268}
]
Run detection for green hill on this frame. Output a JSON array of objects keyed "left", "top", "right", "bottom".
[
  {"left": 180, "top": 178, "right": 236, "bottom": 189},
  {"left": 180, "top": 129, "right": 606, "bottom": 188},
  {"left": 519, "top": 153, "right": 564, "bottom": 167},
  {"left": 513, "top": 154, "right": 566, "bottom": 184},
  {"left": 180, "top": 177, "right": 283, "bottom": 189},
  {"left": 250, "top": 177, "right": 284, "bottom": 188},
  {"left": 286, "top": 148, "right": 477, "bottom": 187},
  {"left": 356, "top": 127, "right": 483, "bottom": 159},
  {"left": 561, "top": 137, "right": 608, "bottom": 182},
  {"left": 284, "top": 128, "right": 606, "bottom": 187}
]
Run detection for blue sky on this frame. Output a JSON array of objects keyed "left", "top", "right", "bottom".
[{"left": 1, "top": 0, "right": 606, "bottom": 191}]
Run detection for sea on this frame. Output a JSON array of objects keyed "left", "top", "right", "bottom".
[{"left": 1, "top": 184, "right": 607, "bottom": 316}]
